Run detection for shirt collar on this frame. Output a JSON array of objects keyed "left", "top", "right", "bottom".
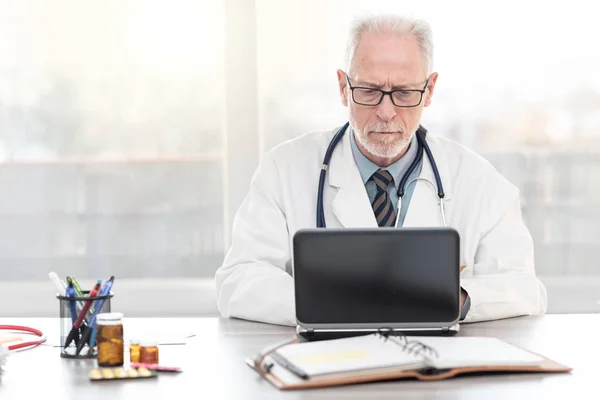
[{"left": 350, "top": 129, "right": 419, "bottom": 190}]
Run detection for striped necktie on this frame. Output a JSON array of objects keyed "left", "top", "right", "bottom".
[{"left": 370, "top": 169, "right": 397, "bottom": 227}]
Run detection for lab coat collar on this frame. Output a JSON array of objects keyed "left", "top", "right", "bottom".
[
  {"left": 328, "top": 125, "right": 378, "bottom": 228},
  {"left": 328, "top": 125, "right": 453, "bottom": 228}
]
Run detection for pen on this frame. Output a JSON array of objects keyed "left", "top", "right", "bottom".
[
  {"left": 68, "top": 276, "right": 85, "bottom": 297},
  {"left": 76, "top": 276, "right": 115, "bottom": 355},
  {"left": 48, "top": 271, "right": 66, "bottom": 295},
  {"left": 74, "top": 280, "right": 101, "bottom": 328},
  {"left": 65, "top": 280, "right": 78, "bottom": 324},
  {"left": 269, "top": 353, "right": 309, "bottom": 380},
  {"left": 51, "top": 272, "right": 88, "bottom": 334},
  {"left": 68, "top": 276, "right": 96, "bottom": 322},
  {"left": 64, "top": 280, "right": 101, "bottom": 349},
  {"left": 65, "top": 280, "right": 81, "bottom": 347},
  {"left": 87, "top": 324, "right": 97, "bottom": 355},
  {"left": 88, "top": 276, "right": 114, "bottom": 325},
  {"left": 87, "top": 278, "right": 107, "bottom": 353}
]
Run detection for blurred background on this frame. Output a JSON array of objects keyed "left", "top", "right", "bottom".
[{"left": 1, "top": 0, "right": 599, "bottom": 317}]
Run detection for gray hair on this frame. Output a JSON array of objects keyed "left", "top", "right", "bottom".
[{"left": 345, "top": 14, "right": 433, "bottom": 74}]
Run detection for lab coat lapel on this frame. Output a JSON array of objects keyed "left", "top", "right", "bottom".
[
  {"left": 328, "top": 128, "right": 378, "bottom": 228},
  {"left": 402, "top": 136, "right": 453, "bottom": 228}
]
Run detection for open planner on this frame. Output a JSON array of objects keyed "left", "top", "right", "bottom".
[{"left": 247, "top": 333, "right": 571, "bottom": 390}]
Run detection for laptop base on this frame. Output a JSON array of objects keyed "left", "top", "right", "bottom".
[{"left": 297, "top": 324, "right": 460, "bottom": 342}]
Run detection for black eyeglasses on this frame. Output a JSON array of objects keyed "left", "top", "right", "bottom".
[{"left": 345, "top": 75, "right": 430, "bottom": 108}]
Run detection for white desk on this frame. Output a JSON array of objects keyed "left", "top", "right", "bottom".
[{"left": 0, "top": 315, "right": 597, "bottom": 399}]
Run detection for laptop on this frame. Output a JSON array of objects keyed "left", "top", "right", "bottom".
[{"left": 292, "top": 228, "right": 461, "bottom": 341}]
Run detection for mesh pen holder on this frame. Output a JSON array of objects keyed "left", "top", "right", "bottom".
[{"left": 56, "top": 290, "right": 113, "bottom": 359}]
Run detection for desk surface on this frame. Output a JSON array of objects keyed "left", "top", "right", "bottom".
[{"left": 0, "top": 314, "right": 598, "bottom": 399}]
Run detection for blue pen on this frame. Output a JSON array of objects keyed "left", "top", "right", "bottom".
[
  {"left": 65, "top": 279, "right": 81, "bottom": 348},
  {"left": 88, "top": 326, "right": 97, "bottom": 353},
  {"left": 76, "top": 277, "right": 115, "bottom": 355},
  {"left": 65, "top": 279, "right": 78, "bottom": 324},
  {"left": 90, "top": 277, "right": 114, "bottom": 324}
]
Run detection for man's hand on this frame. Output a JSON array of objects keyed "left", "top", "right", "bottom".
[{"left": 460, "top": 289, "right": 467, "bottom": 308}]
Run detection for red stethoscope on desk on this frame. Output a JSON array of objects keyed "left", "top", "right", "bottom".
[{"left": 0, "top": 325, "right": 47, "bottom": 351}]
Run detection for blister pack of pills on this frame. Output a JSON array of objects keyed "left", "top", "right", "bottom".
[{"left": 89, "top": 366, "right": 157, "bottom": 381}]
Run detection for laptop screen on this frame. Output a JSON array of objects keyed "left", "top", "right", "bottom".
[{"left": 292, "top": 228, "right": 460, "bottom": 326}]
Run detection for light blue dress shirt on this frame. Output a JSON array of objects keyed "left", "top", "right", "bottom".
[
  {"left": 349, "top": 130, "right": 423, "bottom": 227},
  {"left": 349, "top": 130, "right": 471, "bottom": 320}
]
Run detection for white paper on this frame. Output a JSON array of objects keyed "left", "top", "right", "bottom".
[
  {"left": 275, "top": 334, "right": 424, "bottom": 377},
  {"left": 271, "top": 335, "right": 544, "bottom": 379},
  {"left": 413, "top": 337, "right": 544, "bottom": 369}
]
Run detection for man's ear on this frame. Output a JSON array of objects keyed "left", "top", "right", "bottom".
[
  {"left": 337, "top": 69, "right": 349, "bottom": 107},
  {"left": 423, "top": 72, "right": 439, "bottom": 107}
]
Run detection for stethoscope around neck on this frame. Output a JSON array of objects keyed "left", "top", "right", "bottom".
[{"left": 316, "top": 121, "right": 447, "bottom": 228}]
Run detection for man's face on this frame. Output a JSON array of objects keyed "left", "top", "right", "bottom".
[{"left": 337, "top": 32, "right": 438, "bottom": 162}]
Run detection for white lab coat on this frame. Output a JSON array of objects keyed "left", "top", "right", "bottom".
[{"left": 215, "top": 126, "right": 547, "bottom": 326}]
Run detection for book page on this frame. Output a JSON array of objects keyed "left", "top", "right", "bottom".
[
  {"left": 275, "top": 334, "right": 425, "bottom": 377},
  {"left": 412, "top": 337, "right": 544, "bottom": 370}
]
